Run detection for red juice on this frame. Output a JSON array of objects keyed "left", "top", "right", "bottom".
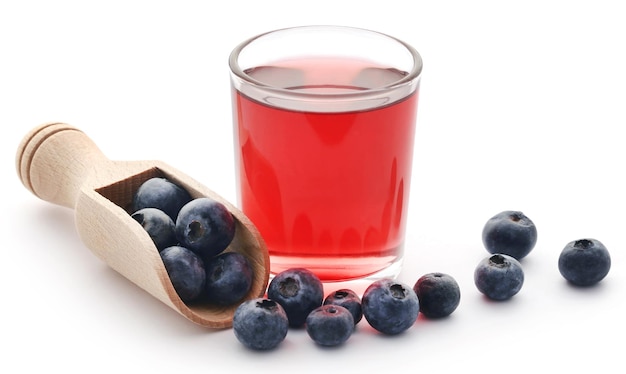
[{"left": 232, "top": 57, "right": 419, "bottom": 281}]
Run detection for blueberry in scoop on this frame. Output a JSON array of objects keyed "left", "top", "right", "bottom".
[
  {"left": 204, "top": 252, "right": 253, "bottom": 305},
  {"left": 175, "top": 197, "right": 236, "bottom": 260},
  {"left": 131, "top": 207, "right": 177, "bottom": 251},
  {"left": 160, "top": 245, "right": 206, "bottom": 303},
  {"left": 132, "top": 177, "right": 192, "bottom": 222}
]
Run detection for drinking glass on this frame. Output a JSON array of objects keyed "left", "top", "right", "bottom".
[{"left": 229, "top": 25, "right": 422, "bottom": 283}]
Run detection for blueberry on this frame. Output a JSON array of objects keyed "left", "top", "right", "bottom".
[
  {"left": 323, "top": 289, "right": 363, "bottom": 325},
  {"left": 131, "top": 207, "right": 177, "bottom": 251},
  {"left": 160, "top": 245, "right": 206, "bottom": 303},
  {"left": 413, "top": 272, "right": 461, "bottom": 318},
  {"left": 474, "top": 254, "right": 524, "bottom": 301},
  {"left": 305, "top": 305, "right": 354, "bottom": 346},
  {"left": 204, "top": 252, "right": 253, "bottom": 305},
  {"left": 362, "top": 278, "right": 419, "bottom": 335},
  {"left": 233, "top": 298, "right": 289, "bottom": 350},
  {"left": 267, "top": 268, "right": 324, "bottom": 328},
  {"left": 482, "top": 210, "right": 538, "bottom": 260},
  {"left": 175, "top": 197, "right": 236, "bottom": 260},
  {"left": 558, "top": 238, "right": 611, "bottom": 287},
  {"left": 132, "top": 177, "right": 192, "bottom": 221}
]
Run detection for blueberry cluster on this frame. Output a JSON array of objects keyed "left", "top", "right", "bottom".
[
  {"left": 232, "top": 268, "right": 462, "bottom": 350},
  {"left": 475, "top": 210, "right": 612, "bottom": 301},
  {"left": 130, "top": 177, "right": 253, "bottom": 305},
  {"left": 232, "top": 208, "right": 613, "bottom": 351}
]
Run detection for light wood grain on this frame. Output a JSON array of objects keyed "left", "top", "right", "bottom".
[{"left": 16, "top": 122, "right": 270, "bottom": 328}]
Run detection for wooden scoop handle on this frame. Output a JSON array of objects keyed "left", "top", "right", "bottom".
[{"left": 16, "top": 122, "right": 108, "bottom": 209}]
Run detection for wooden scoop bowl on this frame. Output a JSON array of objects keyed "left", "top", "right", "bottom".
[{"left": 16, "top": 122, "right": 270, "bottom": 329}]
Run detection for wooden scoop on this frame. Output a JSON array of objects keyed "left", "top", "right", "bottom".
[{"left": 16, "top": 122, "right": 270, "bottom": 329}]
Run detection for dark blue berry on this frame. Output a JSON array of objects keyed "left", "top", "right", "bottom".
[
  {"left": 306, "top": 305, "right": 354, "bottom": 346},
  {"left": 323, "top": 289, "right": 363, "bottom": 325},
  {"left": 558, "top": 238, "right": 611, "bottom": 287},
  {"left": 233, "top": 298, "right": 289, "bottom": 350},
  {"left": 474, "top": 254, "right": 524, "bottom": 300},
  {"left": 267, "top": 268, "right": 324, "bottom": 328},
  {"left": 131, "top": 207, "right": 177, "bottom": 251},
  {"left": 482, "top": 210, "right": 537, "bottom": 260},
  {"left": 362, "top": 278, "right": 419, "bottom": 335},
  {"left": 204, "top": 252, "right": 253, "bottom": 305},
  {"left": 175, "top": 197, "right": 236, "bottom": 260},
  {"left": 413, "top": 272, "right": 461, "bottom": 318},
  {"left": 132, "top": 177, "right": 192, "bottom": 221},
  {"left": 160, "top": 245, "right": 206, "bottom": 303}
]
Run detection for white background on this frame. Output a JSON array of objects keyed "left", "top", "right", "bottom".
[{"left": 2, "top": 1, "right": 624, "bottom": 373}]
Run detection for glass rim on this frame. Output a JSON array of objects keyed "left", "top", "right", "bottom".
[{"left": 228, "top": 25, "right": 423, "bottom": 101}]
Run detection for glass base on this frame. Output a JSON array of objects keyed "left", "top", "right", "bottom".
[{"left": 268, "top": 253, "right": 404, "bottom": 295}]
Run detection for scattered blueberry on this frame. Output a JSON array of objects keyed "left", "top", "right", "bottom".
[
  {"left": 132, "top": 177, "right": 192, "bottom": 221},
  {"left": 233, "top": 298, "right": 289, "bottom": 350},
  {"left": 204, "top": 252, "right": 253, "bottom": 305},
  {"left": 558, "top": 238, "right": 611, "bottom": 287},
  {"left": 474, "top": 254, "right": 524, "bottom": 301},
  {"left": 482, "top": 210, "right": 538, "bottom": 260},
  {"left": 160, "top": 245, "right": 206, "bottom": 303},
  {"left": 305, "top": 305, "right": 354, "bottom": 346},
  {"left": 413, "top": 272, "right": 461, "bottom": 318},
  {"left": 175, "top": 197, "right": 236, "bottom": 260},
  {"left": 267, "top": 268, "right": 324, "bottom": 328},
  {"left": 131, "top": 207, "right": 177, "bottom": 251},
  {"left": 323, "top": 289, "right": 363, "bottom": 325},
  {"left": 362, "top": 278, "right": 419, "bottom": 335}
]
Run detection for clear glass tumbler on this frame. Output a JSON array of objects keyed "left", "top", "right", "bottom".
[{"left": 229, "top": 25, "right": 422, "bottom": 283}]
